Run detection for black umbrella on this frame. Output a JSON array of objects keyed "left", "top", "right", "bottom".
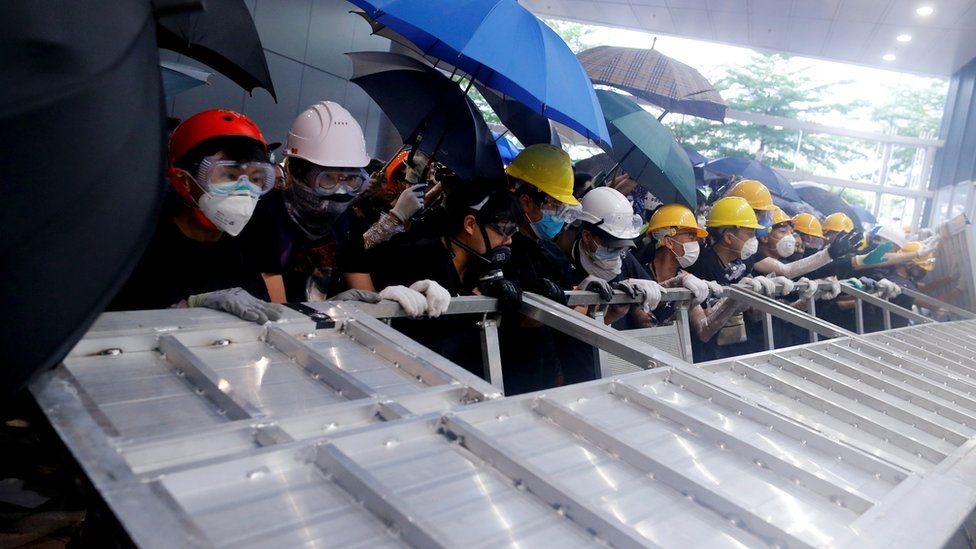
[
  {"left": 475, "top": 84, "right": 560, "bottom": 147},
  {"left": 795, "top": 186, "right": 863, "bottom": 227},
  {"left": 348, "top": 51, "right": 503, "bottom": 181},
  {"left": 0, "top": 1, "right": 167, "bottom": 395},
  {"left": 156, "top": 0, "right": 276, "bottom": 100}
]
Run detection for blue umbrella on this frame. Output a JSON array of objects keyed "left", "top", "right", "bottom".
[
  {"left": 347, "top": 0, "right": 610, "bottom": 146},
  {"left": 492, "top": 131, "right": 523, "bottom": 166},
  {"left": 703, "top": 157, "right": 801, "bottom": 202},
  {"left": 160, "top": 61, "right": 211, "bottom": 97}
]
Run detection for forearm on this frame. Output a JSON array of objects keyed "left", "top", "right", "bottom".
[{"left": 754, "top": 250, "right": 831, "bottom": 278}]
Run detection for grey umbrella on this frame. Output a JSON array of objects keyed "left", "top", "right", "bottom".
[{"left": 578, "top": 45, "right": 726, "bottom": 122}]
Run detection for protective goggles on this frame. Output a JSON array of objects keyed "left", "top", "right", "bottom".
[
  {"left": 540, "top": 197, "right": 583, "bottom": 224},
  {"left": 197, "top": 157, "right": 276, "bottom": 196},
  {"left": 598, "top": 210, "right": 644, "bottom": 237},
  {"left": 299, "top": 165, "right": 369, "bottom": 196},
  {"left": 485, "top": 220, "right": 519, "bottom": 238}
]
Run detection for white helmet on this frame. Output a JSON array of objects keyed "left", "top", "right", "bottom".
[
  {"left": 284, "top": 101, "right": 369, "bottom": 168},
  {"left": 578, "top": 187, "right": 642, "bottom": 240},
  {"left": 875, "top": 224, "right": 908, "bottom": 250}
]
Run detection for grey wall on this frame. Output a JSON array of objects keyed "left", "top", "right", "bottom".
[
  {"left": 931, "top": 56, "right": 976, "bottom": 191},
  {"left": 163, "top": 0, "right": 398, "bottom": 159}
]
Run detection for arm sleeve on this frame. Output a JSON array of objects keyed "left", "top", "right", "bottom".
[
  {"left": 363, "top": 212, "right": 406, "bottom": 250},
  {"left": 753, "top": 249, "right": 831, "bottom": 278}
]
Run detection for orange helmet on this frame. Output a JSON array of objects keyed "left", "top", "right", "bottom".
[{"left": 385, "top": 150, "right": 411, "bottom": 193}]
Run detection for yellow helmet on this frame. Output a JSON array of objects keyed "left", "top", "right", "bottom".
[
  {"left": 505, "top": 144, "right": 578, "bottom": 205},
  {"left": 646, "top": 204, "right": 708, "bottom": 239},
  {"left": 822, "top": 212, "right": 854, "bottom": 233},
  {"left": 706, "top": 197, "right": 764, "bottom": 229},
  {"left": 771, "top": 206, "right": 791, "bottom": 226},
  {"left": 792, "top": 213, "right": 825, "bottom": 238},
  {"left": 901, "top": 241, "right": 935, "bottom": 271},
  {"left": 725, "top": 179, "right": 774, "bottom": 211}
]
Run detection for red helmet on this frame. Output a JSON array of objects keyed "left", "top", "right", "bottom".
[{"left": 168, "top": 109, "right": 267, "bottom": 165}]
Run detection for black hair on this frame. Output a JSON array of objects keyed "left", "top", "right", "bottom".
[
  {"left": 573, "top": 171, "right": 593, "bottom": 197},
  {"left": 174, "top": 136, "right": 268, "bottom": 173},
  {"left": 513, "top": 181, "right": 548, "bottom": 206},
  {"left": 444, "top": 181, "right": 520, "bottom": 237}
]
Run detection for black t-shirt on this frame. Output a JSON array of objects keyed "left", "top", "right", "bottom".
[
  {"left": 686, "top": 245, "right": 748, "bottom": 287},
  {"left": 504, "top": 232, "right": 573, "bottom": 290},
  {"left": 108, "top": 205, "right": 271, "bottom": 311}
]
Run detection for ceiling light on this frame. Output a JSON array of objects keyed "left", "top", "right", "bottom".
[
  {"left": 883, "top": 53, "right": 897, "bottom": 61},
  {"left": 916, "top": 5, "right": 933, "bottom": 15},
  {"left": 897, "top": 34, "right": 912, "bottom": 42}
]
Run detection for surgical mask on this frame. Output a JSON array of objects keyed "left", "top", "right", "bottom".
[
  {"left": 580, "top": 244, "right": 623, "bottom": 280},
  {"left": 738, "top": 236, "right": 759, "bottom": 260},
  {"left": 774, "top": 234, "right": 796, "bottom": 258},
  {"left": 530, "top": 211, "right": 565, "bottom": 241},
  {"left": 197, "top": 193, "right": 258, "bottom": 236},
  {"left": 675, "top": 240, "right": 700, "bottom": 268}
]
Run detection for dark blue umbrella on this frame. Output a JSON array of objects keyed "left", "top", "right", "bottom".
[
  {"left": 477, "top": 84, "right": 560, "bottom": 147},
  {"left": 160, "top": 61, "right": 211, "bottom": 97},
  {"left": 347, "top": 0, "right": 610, "bottom": 146},
  {"left": 681, "top": 144, "right": 708, "bottom": 166},
  {"left": 703, "top": 157, "right": 801, "bottom": 202}
]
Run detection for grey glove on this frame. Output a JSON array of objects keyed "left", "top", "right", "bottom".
[
  {"left": 330, "top": 289, "right": 382, "bottom": 303},
  {"left": 578, "top": 275, "right": 614, "bottom": 302},
  {"left": 188, "top": 287, "right": 284, "bottom": 324}
]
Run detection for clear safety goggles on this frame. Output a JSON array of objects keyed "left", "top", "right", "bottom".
[
  {"left": 486, "top": 219, "right": 519, "bottom": 238},
  {"left": 197, "top": 157, "right": 276, "bottom": 196},
  {"left": 540, "top": 197, "right": 583, "bottom": 223},
  {"left": 598, "top": 210, "right": 644, "bottom": 237},
  {"left": 756, "top": 210, "right": 774, "bottom": 227},
  {"left": 300, "top": 165, "right": 369, "bottom": 196}
]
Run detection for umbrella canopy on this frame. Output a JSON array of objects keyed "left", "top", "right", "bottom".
[
  {"left": 681, "top": 144, "right": 709, "bottom": 166},
  {"left": 156, "top": 0, "right": 276, "bottom": 99},
  {"left": 347, "top": 0, "right": 610, "bottom": 145},
  {"left": 703, "top": 157, "right": 802, "bottom": 202},
  {"left": 493, "top": 132, "right": 523, "bottom": 165},
  {"left": 0, "top": 0, "right": 166, "bottom": 395},
  {"left": 161, "top": 61, "right": 211, "bottom": 96},
  {"left": 596, "top": 90, "right": 697, "bottom": 207},
  {"left": 579, "top": 46, "right": 726, "bottom": 122},
  {"left": 349, "top": 51, "right": 503, "bottom": 181},
  {"left": 476, "top": 84, "right": 560, "bottom": 147},
  {"left": 795, "top": 186, "right": 863, "bottom": 229}
]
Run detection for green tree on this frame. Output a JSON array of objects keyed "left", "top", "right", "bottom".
[
  {"left": 871, "top": 80, "right": 947, "bottom": 176},
  {"left": 543, "top": 19, "right": 593, "bottom": 54},
  {"left": 668, "top": 53, "right": 867, "bottom": 172}
]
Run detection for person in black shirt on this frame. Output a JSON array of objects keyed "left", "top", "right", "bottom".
[{"left": 109, "top": 110, "right": 282, "bottom": 323}]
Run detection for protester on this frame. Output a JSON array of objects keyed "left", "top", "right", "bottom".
[{"left": 109, "top": 110, "right": 283, "bottom": 324}]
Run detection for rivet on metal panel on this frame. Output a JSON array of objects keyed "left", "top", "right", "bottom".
[
  {"left": 216, "top": 408, "right": 226, "bottom": 415},
  {"left": 384, "top": 438, "right": 398, "bottom": 447},
  {"left": 304, "top": 332, "right": 316, "bottom": 339},
  {"left": 323, "top": 422, "right": 338, "bottom": 431},
  {"left": 175, "top": 368, "right": 185, "bottom": 376},
  {"left": 213, "top": 338, "right": 230, "bottom": 346},
  {"left": 98, "top": 348, "right": 123, "bottom": 356},
  {"left": 245, "top": 466, "right": 269, "bottom": 479}
]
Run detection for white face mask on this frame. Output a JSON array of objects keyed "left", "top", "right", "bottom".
[
  {"left": 675, "top": 240, "right": 700, "bottom": 268},
  {"left": 580, "top": 242, "right": 623, "bottom": 280},
  {"left": 198, "top": 193, "right": 258, "bottom": 236},
  {"left": 774, "top": 234, "right": 797, "bottom": 258},
  {"left": 738, "top": 236, "right": 759, "bottom": 260}
]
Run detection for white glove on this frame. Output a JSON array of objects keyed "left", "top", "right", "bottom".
[
  {"left": 705, "top": 280, "right": 724, "bottom": 297},
  {"left": 403, "top": 152, "right": 428, "bottom": 184},
  {"left": 821, "top": 280, "right": 841, "bottom": 300},
  {"left": 378, "top": 285, "right": 428, "bottom": 318},
  {"left": 767, "top": 275, "right": 794, "bottom": 297},
  {"left": 738, "top": 277, "right": 761, "bottom": 293},
  {"left": 681, "top": 273, "right": 709, "bottom": 305},
  {"left": 409, "top": 279, "right": 451, "bottom": 317},
  {"left": 795, "top": 277, "right": 818, "bottom": 300},
  {"left": 643, "top": 192, "right": 663, "bottom": 212},
  {"left": 616, "top": 278, "right": 663, "bottom": 313},
  {"left": 877, "top": 278, "right": 902, "bottom": 299},
  {"left": 390, "top": 183, "right": 426, "bottom": 222}
]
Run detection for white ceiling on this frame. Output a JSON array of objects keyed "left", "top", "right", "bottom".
[{"left": 522, "top": 0, "right": 976, "bottom": 77}]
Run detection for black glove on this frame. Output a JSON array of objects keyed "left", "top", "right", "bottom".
[
  {"left": 479, "top": 277, "right": 523, "bottom": 314},
  {"left": 828, "top": 231, "right": 862, "bottom": 259},
  {"left": 857, "top": 276, "right": 878, "bottom": 292},
  {"left": 535, "top": 277, "right": 567, "bottom": 305}
]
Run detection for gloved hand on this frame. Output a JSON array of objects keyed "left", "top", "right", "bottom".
[
  {"left": 914, "top": 242, "right": 938, "bottom": 258},
  {"left": 409, "top": 279, "right": 451, "bottom": 318},
  {"left": 859, "top": 241, "right": 894, "bottom": 265},
  {"left": 614, "top": 278, "right": 663, "bottom": 313},
  {"left": 188, "top": 287, "right": 284, "bottom": 324},
  {"left": 479, "top": 278, "right": 523, "bottom": 314},
  {"left": 403, "top": 152, "right": 428, "bottom": 184},
  {"left": 705, "top": 280, "right": 725, "bottom": 298},
  {"left": 578, "top": 275, "right": 614, "bottom": 302},
  {"left": 330, "top": 288, "right": 382, "bottom": 303},
  {"left": 535, "top": 278, "right": 567, "bottom": 305},
  {"left": 378, "top": 285, "right": 428, "bottom": 318},
  {"left": 680, "top": 273, "right": 709, "bottom": 305},
  {"left": 857, "top": 276, "right": 878, "bottom": 293},
  {"left": 794, "top": 277, "right": 818, "bottom": 300},
  {"left": 821, "top": 280, "right": 842, "bottom": 300},
  {"left": 877, "top": 278, "right": 902, "bottom": 299},
  {"left": 643, "top": 192, "right": 663, "bottom": 212},
  {"left": 754, "top": 276, "right": 777, "bottom": 297},
  {"left": 737, "top": 277, "right": 761, "bottom": 293},
  {"left": 767, "top": 275, "right": 795, "bottom": 297},
  {"left": 390, "top": 183, "right": 426, "bottom": 222},
  {"left": 843, "top": 277, "right": 864, "bottom": 290},
  {"left": 827, "top": 231, "right": 862, "bottom": 259}
]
